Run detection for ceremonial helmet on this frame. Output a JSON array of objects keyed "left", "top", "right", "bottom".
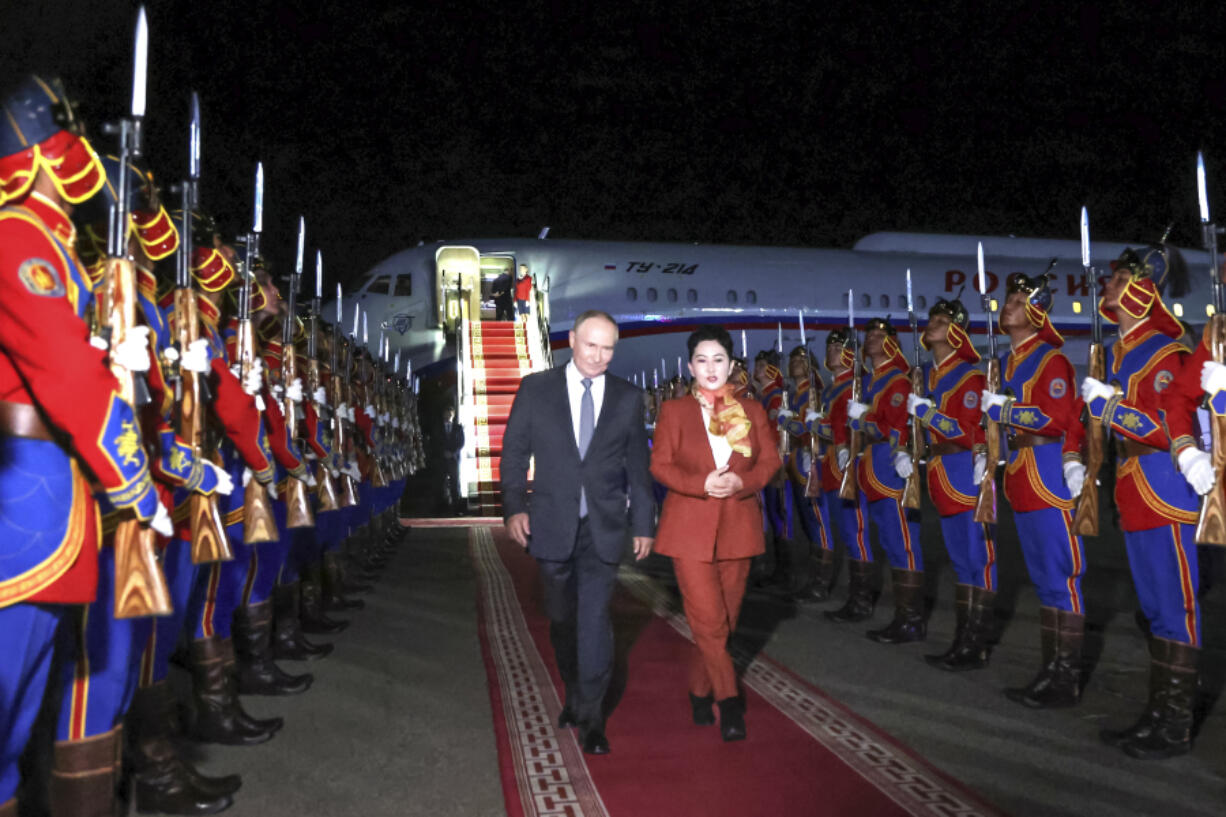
[
  {"left": 1005, "top": 271, "right": 1063, "bottom": 347},
  {"left": 825, "top": 327, "right": 856, "bottom": 370},
  {"left": 76, "top": 156, "right": 180, "bottom": 284},
  {"left": 245, "top": 254, "right": 272, "bottom": 314},
  {"left": 922, "top": 293, "right": 979, "bottom": 363},
  {"left": 170, "top": 209, "right": 236, "bottom": 292},
  {"left": 754, "top": 348, "right": 783, "bottom": 387},
  {"left": 863, "top": 316, "right": 905, "bottom": 365},
  {"left": 1102, "top": 245, "right": 1188, "bottom": 339},
  {"left": 0, "top": 75, "right": 105, "bottom": 206}
]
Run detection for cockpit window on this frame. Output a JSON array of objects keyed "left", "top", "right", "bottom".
[
  {"left": 394, "top": 276, "right": 412, "bottom": 297},
  {"left": 366, "top": 275, "right": 391, "bottom": 295}
]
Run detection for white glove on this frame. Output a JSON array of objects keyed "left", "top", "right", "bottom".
[
  {"left": 1202, "top": 360, "right": 1226, "bottom": 395},
  {"left": 1079, "top": 376, "right": 1114, "bottom": 404},
  {"left": 981, "top": 390, "right": 1009, "bottom": 412},
  {"left": 271, "top": 383, "right": 284, "bottom": 400},
  {"left": 344, "top": 461, "right": 361, "bottom": 481},
  {"left": 837, "top": 448, "right": 851, "bottom": 470},
  {"left": 286, "top": 377, "right": 304, "bottom": 403},
  {"left": 305, "top": 448, "right": 318, "bottom": 460},
  {"left": 148, "top": 501, "right": 173, "bottom": 537},
  {"left": 364, "top": 403, "right": 377, "bottom": 419},
  {"left": 393, "top": 416, "right": 402, "bottom": 429},
  {"left": 847, "top": 400, "right": 869, "bottom": 420},
  {"left": 305, "top": 470, "right": 318, "bottom": 488},
  {"left": 206, "top": 461, "right": 234, "bottom": 495},
  {"left": 804, "top": 410, "right": 820, "bottom": 425},
  {"left": 973, "top": 452, "right": 987, "bottom": 486},
  {"left": 379, "top": 412, "right": 390, "bottom": 426},
  {"left": 89, "top": 335, "right": 109, "bottom": 351},
  {"left": 1178, "top": 447, "right": 1216, "bottom": 496},
  {"left": 178, "top": 339, "right": 209, "bottom": 374},
  {"left": 242, "top": 466, "right": 253, "bottom": 487},
  {"left": 240, "top": 466, "right": 274, "bottom": 499},
  {"left": 777, "top": 408, "right": 795, "bottom": 420},
  {"left": 893, "top": 449, "right": 913, "bottom": 479},
  {"left": 329, "top": 465, "right": 341, "bottom": 479},
  {"left": 113, "top": 326, "right": 151, "bottom": 372},
  {"left": 336, "top": 401, "right": 349, "bottom": 422},
  {"left": 313, "top": 386, "right": 328, "bottom": 405},
  {"left": 347, "top": 405, "right": 357, "bottom": 422},
  {"left": 230, "top": 358, "right": 263, "bottom": 396},
  {"left": 1063, "top": 460, "right": 1086, "bottom": 498},
  {"left": 906, "top": 394, "right": 933, "bottom": 417}
]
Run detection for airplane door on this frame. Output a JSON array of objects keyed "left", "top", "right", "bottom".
[{"left": 434, "top": 245, "right": 481, "bottom": 332}]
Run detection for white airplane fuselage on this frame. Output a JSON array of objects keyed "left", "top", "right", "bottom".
[{"left": 331, "top": 232, "right": 1217, "bottom": 383}]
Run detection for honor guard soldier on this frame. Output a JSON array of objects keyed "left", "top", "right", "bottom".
[
  {"left": 0, "top": 75, "right": 168, "bottom": 815},
  {"left": 752, "top": 349, "right": 788, "bottom": 580},
  {"left": 846, "top": 318, "right": 925, "bottom": 643},
  {"left": 906, "top": 296, "right": 998, "bottom": 670},
  {"left": 981, "top": 272, "right": 1088, "bottom": 708},
  {"left": 1091, "top": 246, "right": 1201, "bottom": 759},
  {"left": 777, "top": 345, "right": 832, "bottom": 599},
  {"left": 822, "top": 329, "right": 875, "bottom": 620}
]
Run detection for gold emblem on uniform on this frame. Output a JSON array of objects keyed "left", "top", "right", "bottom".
[
  {"left": 18, "top": 258, "right": 66, "bottom": 297},
  {"left": 1122, "top": 412, "right": 1143, "bottom": 431},
  {"left": 1016, "top": 409, "right": 1038, "bottom": 426},
  {"left": 114, "top": 419, "right": 143, "bottom": 467},
  {"left": 938, "top": 417, "right": 955, "bottom": 434},
  {"left": 169, "top": 447, "right": 189, "bottom": 474}
]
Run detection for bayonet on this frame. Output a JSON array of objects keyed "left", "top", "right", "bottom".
[
  {"left": 902, "top": 268, "right": 923, "bottom": 509},
  {"left": 974, "top": 242, "right": 1000, "bottom": 524}
]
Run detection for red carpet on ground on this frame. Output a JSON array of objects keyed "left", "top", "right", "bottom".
[{"left": 471, "top": 525, "right": 1008, "bottom": 817}]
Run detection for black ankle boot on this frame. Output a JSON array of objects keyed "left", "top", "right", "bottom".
[
  {"left": 689, "top": 693, "right": 715, "bottom": 726},
  {"left": 717, "top": 698, "right": 746, "bottom": 742}
]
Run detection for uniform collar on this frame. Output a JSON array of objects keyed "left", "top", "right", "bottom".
[
  {"left": 1010, "top": 331, "right": 1043, "bottom": 360},
  {"left": 832, "top": 368, "right": 852, "bottom": 385},
  {"left": 21, "top": 190, "right": 75, "bottom": 247}
]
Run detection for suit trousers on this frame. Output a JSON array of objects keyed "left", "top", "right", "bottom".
[
  {"left": 673, "top": 556, "right": 751, "bottom": 701},
  {"left": 536, "top": 518, "right": 619, "bottom": 727}
]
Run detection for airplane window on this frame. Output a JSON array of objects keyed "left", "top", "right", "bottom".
[
  {"left": 686, "top": 289, "right": 697, "bottom": 303},
  {"left": 861, "top": 293, "right": 870, "bottom": 308},
  {"left": 646, "top": 287, "right": 658, "bottom": 302},
  {"left": 727, "top": 290, "right": 738, "bottom": 304},
  {"left": 366, "top": 275, "right": 391, "bottom": 295},
  {"left": 842, "top": 292, "right": 849, "bottom": 307},
  {"left": 918, "top": 295, "right": 927, "bottom": 309},
  {"left": 880, "top": 294, "right": 889, "bottom": 308},
  {"left": 626, "top": 287, "right": 638, "bottom": 302},
  {"left": 745, "top": 290, "right": 757, "bottom": 304},
  {"left": 394, "top": 276, "right": 412, "bottom": 297},
  {"left": 666, "top": 288, "right": 678, "bottom": 303}
]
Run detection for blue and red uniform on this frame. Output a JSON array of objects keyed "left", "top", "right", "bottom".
[
  {"left": 820, "top": 368, "right": 871, "bottom": 561},
  {"left": 781, "top": 374, "right": 832, "bottom": 553}
]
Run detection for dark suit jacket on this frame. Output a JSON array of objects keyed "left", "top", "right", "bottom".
[
  {"left": 500, "top": 366, "right": 654, "bottom": 563},
  {"left": 650, "top": 395, "right": 781, "bottom": 561}
]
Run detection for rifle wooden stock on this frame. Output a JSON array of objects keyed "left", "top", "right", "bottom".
[
  {"left": 902, "top": 366, "right": 924, "bottom": 510},
  {"left": 333, "top": 352, "right": 360, "bottom": 507},
  {"left": 101, "top": 257, "right": 171, "bottom": 618},
  {"left": 838, "top": 375, "right": 862, "bottom": 502},
  {"left": 282, "top": 339, "right": 315, "bottom": 529},
  {"left": 236, "top": 318, "right": 278, "bottom": 543},
  {"left": 174, "top": 288, "right": 233, "bottom": 565},
  {"left": 1072, "top": 342, "right": 1105, "bottom": 536},
  {"left": 305, "top": 359, "right": 341, "bottom": 511},
  {"left": 973, "top": 356, "right": 1000, "bottom": 524},
  {"left": 1197, "top": 314, "right": 1226, "bottom": 545}
]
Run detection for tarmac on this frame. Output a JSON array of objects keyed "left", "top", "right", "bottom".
[{"left": 197, "top": 483, "right": 1226, "bottom": 817}]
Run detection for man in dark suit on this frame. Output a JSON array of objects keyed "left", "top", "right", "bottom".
[
  {"left": 501, "top": 310, "right": 655, "bottom": 755},
  {"left": 437, "top": 404, "right": 465, "bottom": 513},
  {"left": 491, "top": 269, "right": 515, "bottom": 320}
]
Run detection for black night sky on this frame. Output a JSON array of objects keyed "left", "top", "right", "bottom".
[{"left": 9, "top": 1, "right": 1226, "bottom": 289}]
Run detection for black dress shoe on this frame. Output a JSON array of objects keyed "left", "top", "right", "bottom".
[
  {"left": 557, "top": 707, "right": 578, "bottom": 729},
  {"left": 717, "top": 698, "right": 746, "bottom": 742},
  {"left": 579, "top": 726, "right": 610, "bottom": 755},
  {"left": 689, "top": 693, "right": 715, "bottom": 726}
]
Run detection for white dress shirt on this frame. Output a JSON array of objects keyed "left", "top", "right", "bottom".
[
  {"left": 700, "top": 404, "right": 733, "bottom": 468},
  {"left": 565, "top": 361, "right": 606, "bottom": 452}
]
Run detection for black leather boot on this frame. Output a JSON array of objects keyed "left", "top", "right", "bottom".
[
  {"left": 300, "top": 562, "right": 349, "bottom": 635},
  {"left": 272, "top": 582, "right": 333, "bottom": 661},
  {"left": 1005, "top": 607, "right": 1082, "bottom": 708},
  {"left": 129, "top": 682, "right": 237, "bottom": 814},
  {"left": 796, "top": 548, "right": 836, "bottom": 603},
  {"left": 689, "top": 693, "right": 715, "bottom": 726},
  {"left": 1101, "top": 636, "right": 1165, "bottom": 749},
  {"left": 322, "top": 553, "right": 365, "bottom": 611},
  {"left": 233, "top": 602, "right": 313, "bottom": 695},
  {"left": 1120, "top": 639, "right": 1198, "bottom": 760},
  {"left": 186, "top": 637, "right": 281, "bottom": 746},
  {"left": 717, "top": 698, "right": 746, "bottom": 742},
  {"left": 824, "top": 559, "right": 876, "bottom": 623},
  {"left": 925, "top": 583, "right": 970, "bottom": 665},
  {"left": 935, "top": 586, "right": 996, "bottom": 671},
  {"left": 866, "top": 568, "right": 927, "bottom": 644},
  {"left": 49, "top": 726, "right": 121, "bottom": 817}
]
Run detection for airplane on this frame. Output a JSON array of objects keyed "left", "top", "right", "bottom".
[{"left": 327, "top": 229, "right": 1219, "bottom": 384}]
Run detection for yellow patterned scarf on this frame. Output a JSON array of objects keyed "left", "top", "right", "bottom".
[{"left": 692, "top": 381, "right": 752, "bottom": 457}]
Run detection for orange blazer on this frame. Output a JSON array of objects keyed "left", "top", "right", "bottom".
[{"left": 650, "top": 395, "right": 782, "bottom": 561}]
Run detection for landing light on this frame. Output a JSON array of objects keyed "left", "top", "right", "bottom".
[{"left": 1174, "top": 303, "right": 1184, "bottom": 317}]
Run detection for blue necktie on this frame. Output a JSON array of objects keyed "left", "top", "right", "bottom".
[{"left": 579, "top": 378, "right": 593, "bottom": 517}]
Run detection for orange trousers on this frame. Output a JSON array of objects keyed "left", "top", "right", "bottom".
[{"left": 672, "top": 556, "right": 751, "bottom": 701}]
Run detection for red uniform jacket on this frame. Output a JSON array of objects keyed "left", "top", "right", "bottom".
[{"left": 650, "top": 395, "right": 782, "bottom": 561}]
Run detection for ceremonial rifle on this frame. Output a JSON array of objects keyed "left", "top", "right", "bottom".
[
  {"left": 777, "top": 322, "right": 789, "bottom": 462},
  {"left": 282, "top": 218, "right": 314, "bottom": 528},
  {"left": 175, "top": 92, "right": 230, "bottom": 565},
  {"left": 308, "top": 251, "right": 340, "bottom": 511},
  {"left": 102, "top": 6, "right": 171, "bottom": 618},
  {"left": 902, "top": 268, "right": 923, "bottom": 510},
  {"left": 838, "top": 290, "right": 862, "bottom": 501},
  {"left": 799, "top": 310, "right": 823, "bottom": 498},
  {"left": 237, "top": 164, "right": 278, "bottom": 543},
  {"left": 1196, "top": 152, "right": 1226, "bottom": 544},
  {"left": 369, "top": 330, "right": 389, "bottom": 488},
  {"left": 1073, "top": 207, "right": 1104, "bottom": 536},
  {"left": 973, "top": 243, "right": 1000, "bottom": 524},
  {"left": 333, "top": 299, "right": 360, "bottom": 506}
]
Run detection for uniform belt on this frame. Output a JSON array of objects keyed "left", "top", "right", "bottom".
[
  {"left": 1010, "top": 433, "right": 1058, "bottom": 449},
  {"left": 1116, "top": 438, "right": 1164, "bottom": 459},
  {"left": 929, "top": 441, "right": 969, "bottom": 458},
  {"left": 0, "top": 400, "right": 54, "bottom": 441}
]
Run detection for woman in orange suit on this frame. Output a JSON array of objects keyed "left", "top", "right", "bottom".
[{"left": 651, "top": 325, "right": 782, "bottom": 741}]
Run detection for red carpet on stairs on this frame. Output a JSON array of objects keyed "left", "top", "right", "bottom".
[
  {"left": 471, "top": 525, "right": 1009, "bottom": 817},
  {"left": 465, "top": 320, "right": 536, "bottom": 515}
]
